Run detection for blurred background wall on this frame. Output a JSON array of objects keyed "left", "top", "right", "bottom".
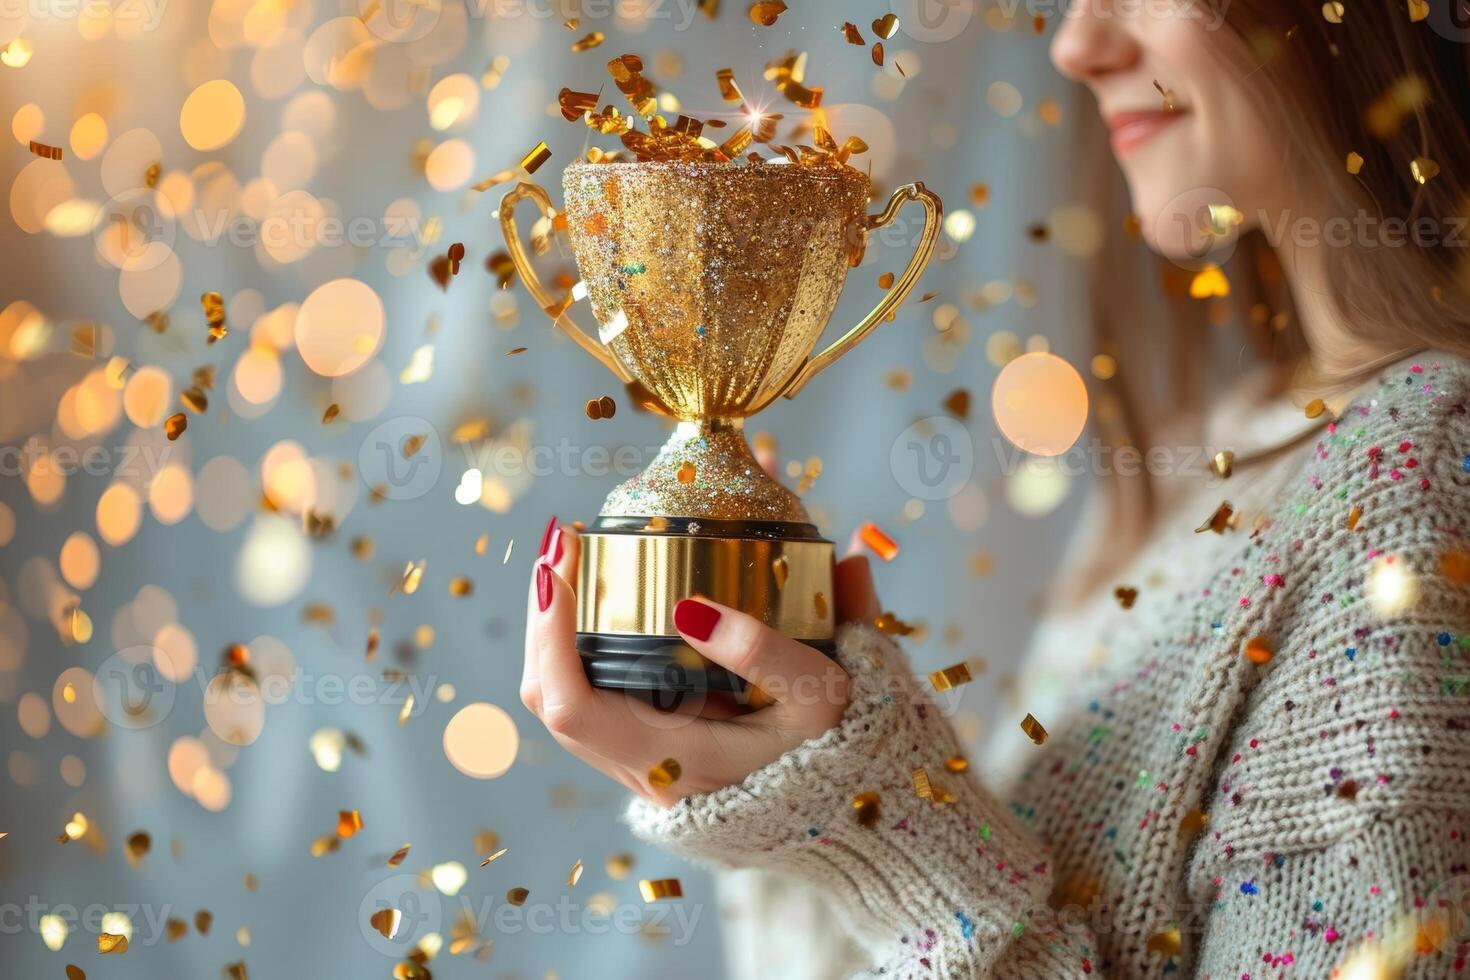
[{"left": 0, "top": 0, "right": 1114, "bottom": 975}]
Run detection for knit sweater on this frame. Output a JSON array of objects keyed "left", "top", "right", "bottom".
[{"left": 627, "top": 354, "right": 1470, "bottom": 978}]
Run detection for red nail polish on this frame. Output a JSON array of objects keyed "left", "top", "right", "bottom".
[
  {"left": 537, "top": 515, "right": 558, "bottom": 560},
  {"left": 536, "top": 562, "right": 553, "bottom": 612},
  {"left": 550, "top": 526, "right": 565, "bottom": 565},
  {"left": 673, "top": 598, "right": 720, "bottom": 642}
]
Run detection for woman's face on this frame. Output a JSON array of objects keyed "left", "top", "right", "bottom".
[{"left": 1050, "top": 0, "right": 1288, "bottom": 260}]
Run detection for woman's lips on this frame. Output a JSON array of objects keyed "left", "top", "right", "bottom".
[{"left": 1106, "top": 110, "right": 1187, "bottom": 158}]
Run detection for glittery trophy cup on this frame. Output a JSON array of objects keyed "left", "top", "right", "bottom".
[{"left": 501, "top": 161, "right": 940, "bottom": 693}]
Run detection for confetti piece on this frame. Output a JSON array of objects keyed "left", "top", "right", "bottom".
[
  {"left": 125, "top": 832, "right": 151, "bottom": 866},
  {"left": 1410, "top": 156, "right": 1439, "bottom": 184},
  {"left": 911, "top": 767, "right": 933, "bottom": 799},
  {"left": 1408, "top": 0, "right": 1429, "bottom": 20},
  {"left": 841, "top": 22, "right": 864, "bottom": 44},
  {"left": 1210, "top": 450, "right": 1235, "bottom": 478},
  {"left": 852, "top": 791, "right": 881, "bottom": 828},
  {"left": 677, "top": 461, "right": 696, "bottom": 484},
  {"left": 873, "top": 611, "right": 917, "bottom": 635},
  {"left": 388, "top": 843, "right": 411, "bottom": 867},
  {"left": 1188, "top": 265, "right": 1230, "bottom": 298},
  {"left": 1244, "top": 635, "right": 1274, "bottom": 665},
  {"left": 929, "top": 662, "right": 972, "bottom": 691},
  {"left": 585, "top": 395, "right": 617, "bottom": 420},
  {"left": 449, "top": 576, "right": 473, "bottom": 597},
  {"left": 943, "top": 389, "right": 971, "bottom": 419},
  {"left": 66, "top": 967, "right": 85, "bottom": 980},
  {"left": 748, "top": 1, "right": 786, "bottom": 27},
  {"left": 480, "top": 847, "right": 508, "bottom": 867},
  {"left": 502, "top": 539, "right": 514, "bottom": 565},
  {"left": 322, "top": 404, "right": 340, "bottom": 424},
  {"left": 506, "top": 887, "right": 530, "bottom": 906},
  {"left": 771, "top": 555, "right": 789, "bottom": 588},
  {"left": 1347, "top": 505, "right": 1363, "bottom": 531},
  {"left": 1178, "top": 809, "right": 1209, "bottom": 839},
  {"left": 1114, "top": 586, "right": 1138, "bottom": 609},
  {"left": 1346, "top": 151, "right": 1365, "bottom": 174},
  {"left": 1194, "top": 501, "right": 1236, "bottom": 535},
  {"left": 337, "top": 810, "right": 363, "bottom": 838},
  {"left": 98, "top": 933, "right": 129, "bottom": 954},
  {"left": 647, "top": 758, "right": 682, "bottom": 789},
  {"left": 520, "top": 141, "right": 552, "bottom": 174},
  {"left": 1304, "top": 397, "right": 1327, "bottom": 419},
  {"left": 28, "top": 139, "right": 62, "bottom": 160},
  {"left": 859, "top": 522, "right": 899, "bottom": 561},
  {"left": 605, "top": 853, "right": 634, "bottom": 879},
  {"left": 639, "top": 878, "right": 683, "bottom": 901},
  {"left": 370, "top": 908, "right": 401, "bottom": 940},
  {"left": 398, "top": 693, "right": 414, "bottom": 727},
  {"left": 871, "top": 12, "right": 899, "bottom": 38},
  {"left": 814, "top": 591, "right": 828, "bottom": 619},
  {"left": 567, "top": 859, "right": 584, "bottom": 887},
  {"left": 1152, "top": 79, "right": 1177, "bottom": 112},
  {"left": 1322, "top": 1, "right": 1344, "bottom": 22},
  {"left": 871, "top": 42, "right": 884, "bottom": 67},
  {"left": 1146, "top": 928, "right": 1182, "bottom": 957},
  {"left": 164, "top": 413, "right": 187, "bottom": 441},
  {"left": 945, "top": 755, "right": 969, "bottom": 773},
  {"left": 570, "top": 31, "right": 604, "bottom": 52},
  {"left": 201, "top": 291, "right": 227, "bottom": 343},
  {"left": 1020, "top": 713, "right": 1048, "bottom": 745}
]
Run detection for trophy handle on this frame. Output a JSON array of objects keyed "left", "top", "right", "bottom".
[
  {"left": 499, "top": 181, "right": 634, "bottom": 383},
  {"left": 779, "top": 181, "right": 942, "bottom": 400}
]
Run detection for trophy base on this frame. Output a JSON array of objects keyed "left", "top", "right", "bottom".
[
  {"left": 575, "top": 631, "right": 837, "bottom": 697},
  {"left": 574, "top": 516, "right": 837, "bottom": 695}
]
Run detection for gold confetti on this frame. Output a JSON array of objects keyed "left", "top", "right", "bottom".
[
  {"left": 1346, "top": 151, "right": 1365, "bottom": 174},
  {"left": 370, "top": 908, "right": 401, "bottom": 940},
  {"left": 1408, "top": 0, "right": 1429, "bottom": 20},
  {"left": 480, "top": 847, "right": 508, "bottom": 867},
  {"left": 165, "top": 918, "right": 187, "bottom": 941},
  {"left": 1210, "top": 450, "right": 1235, "bottom": 478},
  {"left": 859, "top": 521, "right": 899, "bottom": 561},
  {"left": 877, "top": 271, "right": 895, "bottom": 289},
  {"left": 638, "top": 878, "right": 683, "bottom": 901},
  {"left": 929, "top": 662, "right": 972, "bottom": 691},
  {"left": 871, "top": 42, "right": 884, "bottom": 67},
  {"left": 571, "top": 31, "right": 605, "bottom": 52},
  {"left": 677, "top": 461, "right": 696, "bottom": 483},
  {"left": 1322, "top": 1, "right": 1344, "bottom": 22},
  {"left": 1410, "top": 156, "right": 1439, "bottom": 184},
  {"left": 1178, "top": 809, "right": 1209, "bottom": 839},
  {"left": 399, "top": 560, "right": 425, "bottom": 595},
  {"left": 520, "top": 141, "right": 552, "bottom": 174},
  {"left": 814, "top": 591, "right": 828, "bottom": 619},
  {"left": 852, "top": 791, "right": 881, "bottom": 828},
  {"left": 449, "top": 576, "right": 473, "bottom": 597},
  {"left": 841, "top": 21, "right": 864, "bottom": 44},
  {"left": 164, "top": 412, "right": 187, "bottom": 441},
  {"left": 771, "top": 555, "right": 789, "bottom": 588},
  {"left": 1114, "top": 586, "right": 1138, "bottom": 609},
  {"left": 585, "top": 395, "right": 617, "bottom": 420},
  {"left": 125, "top": 831, "right": 151, "bottom": 865},
  {"left": 567, "top": 859, "right": 584, "bottom": 887},
  {"left": 388, "top": 843, "right": 411, "bottom": 867},
  {"left": 98, "top": 933, "right": 129, "bottom": 954},
  {"left": 502, "top": 539, "right": 514, "bottom": 565},
  {"left": 337, "top": 809, "right": 364, "bottom": 838},
  {"left": 943, "top": 389, "right": 971, "bottom": 419},
  {"left": 873, "top": 611, "right": 916, "bottom": 635},
  {"left": 1244, "top": 635, "right": 1274, "bottom": 665},
  {"left": 67, "top": 966, "right": 86, "bottom": 980},
  {"left": 1152, "top": 79, "right": 1177, "bottom": 112},
  {"left": 1146, "top": 928, "right": 1182, "bottom": 957},
  {"left": 1195, "top": 501, "right": 1236, "bottom": 535},
  {"left": 201, "top": 291, "right": 227, "bottom": 343},
  {"left": 28, "top": 139, "right": 62, "bottom": 160},
  {"left": 310, "top": 836, "right": 340, "bottom": 857},
  {"left": 944, "top": 755, "right": 969, "bottom": 773},
  {"left": 195, "top": 910, "right": 212, "bottom": 935},
  {"left": 1020, "top": 713, "right": 1048, "bottom": 745},
  {"left": 605, "top": 853, "right": 634, "bottom": 879},
  {"left": 506, "top": 887, "right": 530, "bottom": 906},
  {"left": 1189, "top": 265, "right": 1230, "bottom": 299},
  {"left": 398, "top": 693, "right": 414, "bottom": 727},
  {"left": 911, "top": 767, "right": 933, "bottom": 799},
  {"left": 647, "top": 758, "right": 682, "bottom": 789},
  {"left": 1304, "top": 397, "right": 1327, "bottom": 419},
  {"left": 871, "top": 12, "right": 899, "bottom": 38},
  {"left": 1347, "top": 505, "right": 1363, "bottom": 531},
  {"left": 748, "top": 0, "right": 786, "bottom": 27}
]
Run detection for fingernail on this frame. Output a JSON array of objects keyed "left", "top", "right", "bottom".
[
  {"left": 537, "top": 515, "right": 558, "bottom": 560},
  {"left": 536, "top": 562, "right": 553, "bottom": 612},
  {"left": 549, "top": 526, "right": 565, "bottom": 565},
  {"left": 673, "top": 598, "right": 720, "bottom": 642}
]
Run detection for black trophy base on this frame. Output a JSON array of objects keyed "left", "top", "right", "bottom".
[{"left": 577, "top": 631, "right": 837, "bottom": 699}]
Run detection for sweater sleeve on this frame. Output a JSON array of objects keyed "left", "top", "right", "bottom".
[{"left": 626, "top": 623, "right": 1096, "bottom": 977}]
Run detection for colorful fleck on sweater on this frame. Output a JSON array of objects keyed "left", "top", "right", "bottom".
[{"left": 627, "top": 355, "right": 1470, "bottom": 978}]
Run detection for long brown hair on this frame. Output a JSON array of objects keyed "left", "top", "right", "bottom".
[{"left": 1068, "top": 0, "right": 1470, "bottom": 598}]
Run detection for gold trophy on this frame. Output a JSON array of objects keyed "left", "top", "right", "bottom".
[{"left": 501, "top": 161, "right": 940, "bottom": 693}]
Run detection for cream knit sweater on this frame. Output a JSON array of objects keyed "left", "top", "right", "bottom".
[{"left": 628, "top": 355, "right": 1470, "bottom": 978}]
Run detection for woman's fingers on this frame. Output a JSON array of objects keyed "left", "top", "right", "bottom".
[
  {"left": 671, "top": 597, "right": 848, "bottom": 724},
  {"left": 520, "top": 519, "right": 580, "bottom": 717},
  {"left": 834, "top": 554, "right": 880, "bottom": 624}
]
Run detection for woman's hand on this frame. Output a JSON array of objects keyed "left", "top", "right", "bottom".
[{"left": 521, "top": 517, "right": 881, "bottom": 807}]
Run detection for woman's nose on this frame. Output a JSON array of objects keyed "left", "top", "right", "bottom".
[{"left": 1050, "top": 4, "right": 1140, "bottom": 82}]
